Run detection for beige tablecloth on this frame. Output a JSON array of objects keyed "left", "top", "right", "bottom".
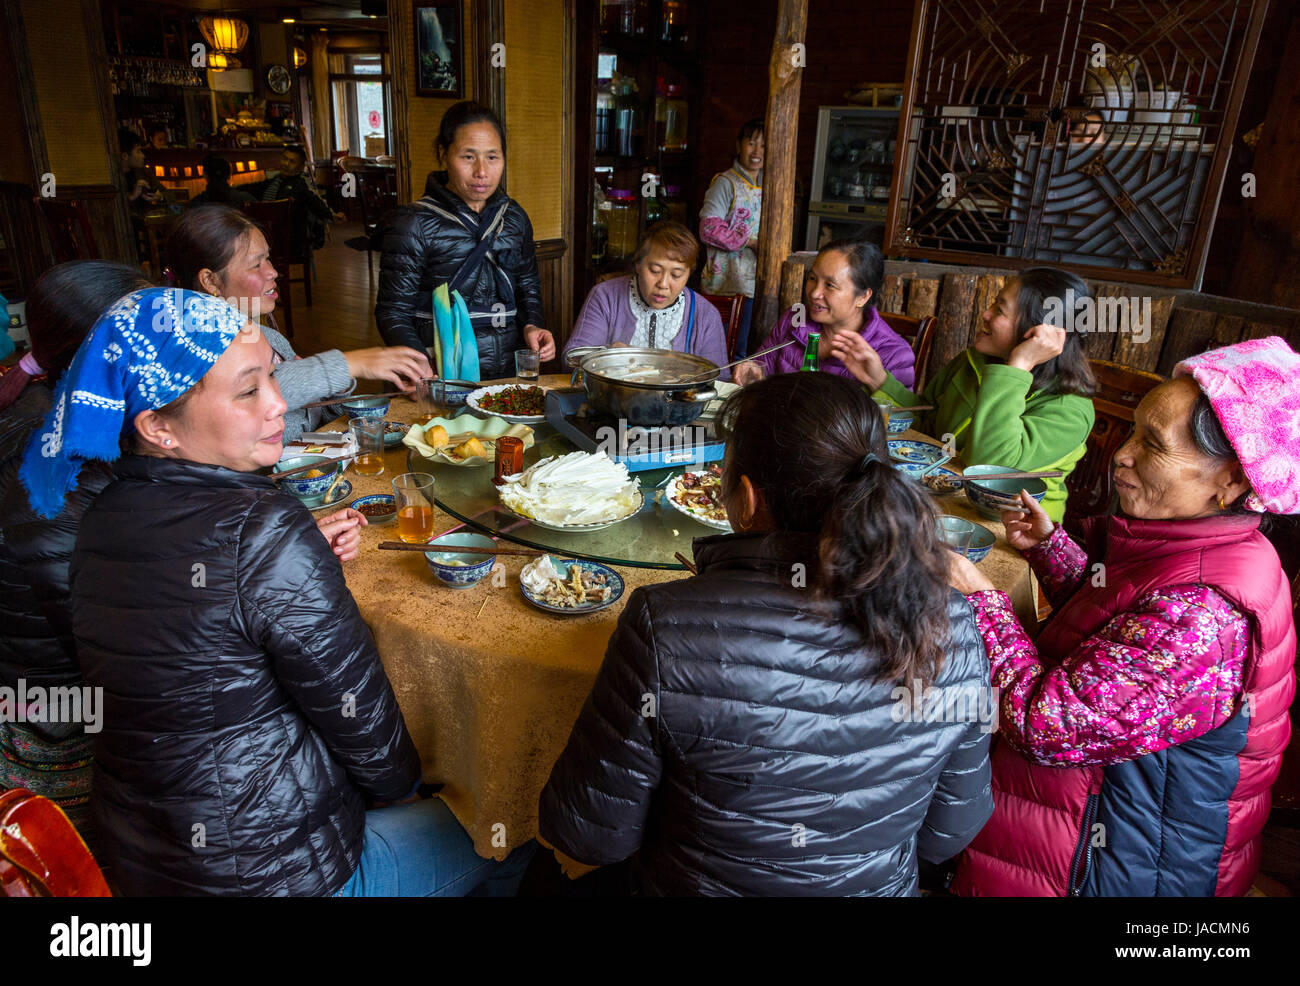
[{"left": 333, "top": 379, "right": 1037, "bottom": 861}]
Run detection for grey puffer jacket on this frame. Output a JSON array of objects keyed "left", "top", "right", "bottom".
[
  {"left": 70, "top": 455, "right": 420, "bottom": 896},
  {"left": 374, "top": 172, "right": 544, "bottom": 380},
  {"left": 539, "top": 531, "right": 994, "bottom": 896}
]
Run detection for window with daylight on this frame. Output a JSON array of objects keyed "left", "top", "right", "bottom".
[
  {"left": 329, "top": 52, "right": 391, "bottom": 158},
  {"left": 886, "top": 0, "right": 1269, "bottom": 287}
]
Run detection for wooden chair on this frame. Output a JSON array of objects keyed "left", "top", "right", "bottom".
[
  {"left": 241, "top": 199, "right": 309, "bottom": 337},
  {"left": 879, "top": 311, "right": 938, "bottom": 390},
  {"left": 355, "top": 173, "right": 398, "bottom": 276},
  {"left": 697, "top": 292, "right": 745, "bottom": 359},
  {"left": 0, "top": 788, "right": 111, "bottom": 897},
  {"left": 35, "top": 198, "right": 99, "bottom": 263},
  {"left": 1063, "top": 359, "right": 1165, "bottom": 537}
]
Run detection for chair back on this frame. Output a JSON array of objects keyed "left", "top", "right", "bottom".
[
  {"left": 0, "top": 788, "right": 111, "bottom": 897},
  {"left": 1063, "top": 359, "right": 1165, "bottom": 534},
  {"left": 878, "top": 311, "right": 938, "bottom": 390},
  {"left": 36, "top": 198, "right": 99, "bottom": 263},
  {"left": 697, "top": 292, "right": 744, "bottom": 359},
  {"left": 358, "top": 174, "right": 397, "bottom": 235},
  {"left": 241, "top": 198, "right": 298, "bottom": 263}
]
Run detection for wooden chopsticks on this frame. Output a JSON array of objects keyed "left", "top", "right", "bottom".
[
  {"left": 945, "top": 470, "right": 1064, "bottom": 483},
  {"left": 299, "top": 390, "right": 411, "bottom": 410},
  {"left": 271, "top": 454, "right": 358, "bottom": 480},
  {"left": 377, "top": 541, "right": 549, "bottom": 558}
]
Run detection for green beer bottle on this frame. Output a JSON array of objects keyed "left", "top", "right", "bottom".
[{"left": 800, "top": 331, "right": 821, "bottom": 372}]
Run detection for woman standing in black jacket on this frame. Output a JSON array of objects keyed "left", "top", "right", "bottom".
[
  {"left": 22, "top": 287, "right": 530, "bottom": 895},
  {"left": 540, "top": 373, "right": 994, "bottom": 895},
  {"left": 0, "top": 262, "right": 150, "bottom": 842},
  {"left": 375, "top": 101, "right": 555, "bottom": 379}
]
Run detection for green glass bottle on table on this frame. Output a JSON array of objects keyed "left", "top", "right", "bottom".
[{"left": 801, "top": 331, "right": 821, "bottom": 372}]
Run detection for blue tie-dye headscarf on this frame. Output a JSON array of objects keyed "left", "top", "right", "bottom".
[{"left": 19, "top": 287, "right": 248, "bottom": 518}]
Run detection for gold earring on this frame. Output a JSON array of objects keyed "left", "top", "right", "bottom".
[{"left": 1217, "top": 494, "right": 1226, "bottom": 510}]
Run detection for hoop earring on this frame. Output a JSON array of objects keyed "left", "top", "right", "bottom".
[{"left": 1217, "top": 494, "right": 1226, "bottom": 511}]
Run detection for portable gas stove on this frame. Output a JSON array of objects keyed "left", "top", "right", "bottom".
[{"left": 545, "top": 388, "right": 726, "bottom": 472}]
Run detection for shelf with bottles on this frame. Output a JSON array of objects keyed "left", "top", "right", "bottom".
[{"left": 599, "top": 0, "right": 696, "bottom": 50}]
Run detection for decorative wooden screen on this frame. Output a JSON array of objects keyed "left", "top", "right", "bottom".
[{"left": 886, "top": 0, "right": 1268, "bottom": 287}]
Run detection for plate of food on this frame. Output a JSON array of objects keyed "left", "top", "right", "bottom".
[
  {"left": 887, "top": 439, "right": 948, "bottom": 466},
  {"left": 466, "top": 384, "right": 549, "bottom": 424},
  {"left": 892, "top": 461, "right": 963, "bottom": 494},
  {"left": 403, "top": 417, "right": 534, "bottom": 467},
  {"left": 665, "top": 464, "right": 731, "bottom": 531},
  {"left": 519, "top": 555, "right": 624, "bottom": 615},
  {"left": 497, "top": 450, "right": 643, "bottom": 531},
  {"left": 383, "top": 420, "right": 408, "bottom": 448}
]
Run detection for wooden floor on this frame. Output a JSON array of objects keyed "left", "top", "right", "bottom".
[{"left": 277, "top": 222, "right": 388, "bottom": 381}]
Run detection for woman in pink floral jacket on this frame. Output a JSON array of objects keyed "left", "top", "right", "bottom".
[
  {"left": 945, "top": 336, "right": 1299, "bottom": 896},
  {"left": 699, "top": 119, "right": 763, "bottom": 354}
]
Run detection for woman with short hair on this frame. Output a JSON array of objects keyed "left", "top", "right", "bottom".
[
  {"left": 946, "top": 336, "right": 1299, "bottom": 896},
  {"left": 563, "top": 221, "right": 730, "bottom": 376}
]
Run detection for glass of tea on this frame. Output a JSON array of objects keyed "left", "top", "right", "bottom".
[
  {"left": 392, "top": 473, "right": 436, "bottom": 544},
  {"left": 416, "top": 377, "right": 446, "bottom": 423},
  {"left": 515, "top": 348, "right": 540, "bottom": 382},
  {"left": 349, "top": 418, "right": 386, "bottom": 477}
]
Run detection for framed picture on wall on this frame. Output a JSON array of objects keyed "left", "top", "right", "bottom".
[{"left": 414, "top": 2, "right": 463, "bottom": 98}]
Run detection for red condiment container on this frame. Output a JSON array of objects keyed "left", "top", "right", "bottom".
[{"left": 492, "top": 436, "right": 525, "bottom": 486}]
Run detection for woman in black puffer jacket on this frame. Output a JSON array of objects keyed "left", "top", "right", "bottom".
[
  {"left": 375, "top": 101, "right": 554, "bottom": 379},
  {"left": 0, "top": 262, "right": 151, "bottom": 841},
  {"left": 540, "top": 373, "right": 994, "bottom": 895},
  {"left": 30, "top": 287, "right": 529, "bottom": 896}
]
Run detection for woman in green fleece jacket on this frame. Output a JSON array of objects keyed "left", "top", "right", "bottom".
[{"left": 831, "top": 267, "right": 1097, "bottom": 522}]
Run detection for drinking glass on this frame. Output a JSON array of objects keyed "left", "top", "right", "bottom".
[
  {"left": 515, "top": 348, "right": 540, "bottom": 382},
  {"left": 872, "top": 396, "right": 893, "bottom": 431},
  {"left": 935, "top": 516, "right": 975, "bottom": 553},
  {"left": 349, "top": 418, "right": 386, "bottom": 477},
  {"left": 416, "top": 377, "right": 447, "bottom": 423},
  {"left": 392, "top": 473, "right": 436, "bottom": 544}
]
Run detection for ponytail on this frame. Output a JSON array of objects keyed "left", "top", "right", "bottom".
[{"left": 718, "top": 372, "right": 954, "bottom": 686}]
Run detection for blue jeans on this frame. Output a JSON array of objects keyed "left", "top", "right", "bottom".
[
  {"left": 735, "top": 297, "right": 755, "bottom": 358},
  {"left": 335, "top": 798, "right": 535, "bottom": 897}
]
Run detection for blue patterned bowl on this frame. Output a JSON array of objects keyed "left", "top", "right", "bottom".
[
  {"left": 963, "top": 464, "right": 1047, "bottom": 520},
  {"left": 350, "top": 493, "right": 396, "bottom": 524},
  {"left": 886, "top": 409, "right": 915, "bottom": 434},
  {"left": 424, "top": 533, "right": 495, "bottom": 589},
  {"left": 274, "top": 456, "right": 342, "bottom": 505},
  {"left": 341, "top": 396, "right": 390, "bottom": 419},
  {"left": 965, "top": 522, "right": 996, "bottom": 563}
]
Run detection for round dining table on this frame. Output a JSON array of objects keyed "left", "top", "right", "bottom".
[{"left": 318, "top": 374, "right": 1041, "bottom": 867}]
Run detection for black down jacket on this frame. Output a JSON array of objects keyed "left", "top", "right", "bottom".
[
  {"left": 0, "top": 384, "right": 112, "bottom": 740},
  {"left": 539, "top": 531, "right": 994, "bottom": 896},
  {"left": 374, "top": 171, "right": 545, "bottom": 380},
  {"left": 69, "top": 456, "right": 420, "bottom": 896}
]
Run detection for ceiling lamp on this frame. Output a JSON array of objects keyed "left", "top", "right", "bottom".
[
  {"left": 207, "top": 52, "right": 238, "bottom": 70},
  {"left": 293, "top": 47, "right": 307, "bottom": 69},
  {"left": 199, "top": 16, "right": 250, "bottom": 56}
]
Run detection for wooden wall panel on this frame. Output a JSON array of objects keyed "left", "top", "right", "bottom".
[{"left": 504, "top": 0, "right": 564, "bottom": 241}]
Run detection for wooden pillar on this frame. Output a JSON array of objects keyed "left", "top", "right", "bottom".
[
  {"left": 309, "top": 32, "right": 331, "bottom": 159},
  {"left": 751, "top": 0, "right": 808, "bottom": 344},
  {"left": 1230, "top": 8, "right": 1300, "bottom": 309}
]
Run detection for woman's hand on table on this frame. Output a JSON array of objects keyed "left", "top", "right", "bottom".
[
  {"left": 523, "top": 325, "right": 556, "bottom": 362},
  {"left": 1001, "top": 489, "right": 1055, "bottom": 553},
  {"left": 829, "top": 332, "right": 888, "bottom": 390},
  {"left": 343, "top": 346, "right": 432, "bottom": 396},
  {"left": 1007, "top": 323, "right": 1067, "bottom": 372},
  {"left": 732, "top": 361, "right": 764, "bottom": 386},
  {"left": 946, "top": 550, "right": 996, "bottom": 595},
  {"left": 317, "top": 507, "right": 368, "bottom": 562}
]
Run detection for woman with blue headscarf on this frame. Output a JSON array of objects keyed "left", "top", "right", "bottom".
[{"left": 22, "top": 287, "right": 532, "bottom": 896}]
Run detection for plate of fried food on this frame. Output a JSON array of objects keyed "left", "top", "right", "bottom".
[
  {"left": 665, "top": 463, "right": 731, "bottom": 531},
  {"left": 466, "top": 384, "right": 550, "bottom": 424},
  {"left": 403, "top": 416, "right": 534, "bottom": 467},
  {"left": 519, "top": 555, "right": 624, "bottom": 615}
]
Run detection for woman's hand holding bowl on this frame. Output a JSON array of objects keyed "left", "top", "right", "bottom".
[
  {"left": 946, "top": 550, "right": 995, "bottom": 595},
  {"left": 1001, "top": 489, "right": 1055, "bottom": 552}
]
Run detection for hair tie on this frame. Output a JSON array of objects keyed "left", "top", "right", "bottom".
[{"left": 850, "top": 451, "right": 882, "bottom": 480}]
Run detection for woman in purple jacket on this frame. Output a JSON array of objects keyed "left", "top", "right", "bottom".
[
  {"left": 563, "top": 222, "right": 730, "bottom": 379},
  {"left": 733, "top": 238, "right": 915, "bottom": 387}
]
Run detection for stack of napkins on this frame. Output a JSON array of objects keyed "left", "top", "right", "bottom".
[
  {"left": 280, "top": 432, "right": 357, "bottom": 462},
  {"left": 498, "top": 451, "right": 640, "bottom": 526}
]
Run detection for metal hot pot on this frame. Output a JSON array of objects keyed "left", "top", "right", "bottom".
[{"left": 578, "top": 348, "right": 718, "bottom": 427}]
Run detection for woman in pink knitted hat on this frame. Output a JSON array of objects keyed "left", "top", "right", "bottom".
[{"left": 942, "top": 335, "right": 1299, "bottom": 897}]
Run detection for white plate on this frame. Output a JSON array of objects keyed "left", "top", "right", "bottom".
[
  {"left": 665, "top": 472, "right": 731, "bottom": 531},
  {"left": 499, "top": 490, "right": 644, "bottom": 532},
  {"left": 465, "top": 384, "right": 550, "bottom": 424},
  {"left": 520, "top": 558, "right": 625, "bottom": 615}
]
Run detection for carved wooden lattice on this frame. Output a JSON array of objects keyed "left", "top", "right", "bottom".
[{"left": 887, "top": 0, "right": 1268, "bottom": 287}]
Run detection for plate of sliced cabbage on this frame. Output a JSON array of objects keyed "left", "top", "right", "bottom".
[{"left": 496, "top": 450, "right": 643, "bottom": 531}]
